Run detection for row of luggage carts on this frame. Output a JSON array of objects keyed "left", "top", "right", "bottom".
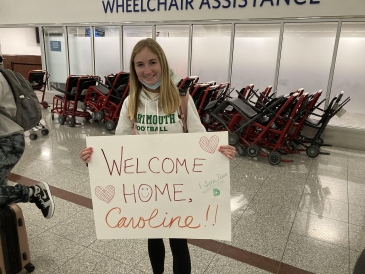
[
  {"left": 46, "top": 72, "right": 350, "bottom": 165},
  {"left": 204, "top": 84, "right": 350, "bottom": 165},
  {"left": 50, "top": 72, "right": 130, "bottom": 131},
  {"left": 167, "top": 76, "right": 350, "bottom": 164}
]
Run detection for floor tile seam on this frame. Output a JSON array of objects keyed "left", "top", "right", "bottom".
[
  {"left": 350, "top": 247, "right": 365, "bottom": 253},
  {"left": 348, "top": 222, "right": 365, "bottom": 231},
  {"left": 295, "top": 212, "right": 348, "bottom": 226},
  {"left": 131, "top": 252, "right": 150, "bottom": 271},
  {"left": 25, "top": 143, "right": 70, "bottom": 155},
  {"left": 305, "top": 159, "right": 315, "bottom": 181},
  {"left": 250, "top": 192, "right": 306, "bottom": 208},
  {"left": 86, "top": 244, "right": 141, "bottom": 267},
  {"left": 230, "top": 179, "right": 266, "bottom": 231},
  {"left": 36, "top": 226, "right": 94, "bottom": 247},
  {"left": 289, "top": 230, "right": 350, "bottom": 250},
  {"left": 291, "top": 211, "right": 350, "bottom": 233},
  {"left": 45, "top": 227, "right": 96, "bottom": 247},
  {"left": 276, "top": 175, "right": 308, "bottom": 269},
  {"left": 298, "top": 209, "right": 349, "bottom": 224},
  {"left": 230, "top": 214, "right": 246, "bottom": 231},
  {"left": 256, "top": 171, "right": 271, "bottom": 187},
  {"left": 27, "top": 157, "right": 73, "bottom": 170},
  {"left": 32, "top": 141, "right": 54, "bottom": 150},
  {"left": 28, "top": 221, "right": 69, "bottom": 241},
  {"left": 348, "top": 164, "right": 365, "bottom": 170},
  {"left": 17, "top": 157, "right": 54, "bottom": 167},
  {"left": 347, "top": 173, "right": 365, "bottom": 182},
  {"left": 41, "top": 168, "right": 77, "bottom": 182},
  {"left": 301, "top": 195, "right": 347, "bottom": 205},
  {"left": 195, "top": 239, "right": 281, "bottom": 274},
  {"left": 308, "top": 167, "right": 349, "bottom": 175},
  {"left": 229, "top": 160, "right": 242, "bottom": 172},
  {"left": 201, "top": 252, "right": 221, "bottom": 274},
  {"left": 94, "top": 247, "right": 146, "bottom": 270},
  {"left": 49, "top": 245, "right": 103, "bottom": 273},
  {"left": 211, "top": 240, "right": 316, "bottom": 274},
  {"left": 36, "top": 238, "right": 91, "bottom": 269},
  {"left": 305, "top": 174, "right": 348, "bottom": 182},
  {"left": 45, "top": 167, "right": 90, "bottom": 180},
  {"left": 66, "top": 166, "right": 90, "bottom": 176},
  {"left": 234, "top": 214, "right": 295, "bottom": 230}
]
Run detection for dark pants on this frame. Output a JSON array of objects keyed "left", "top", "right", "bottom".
[
  {"left": 148, "top": 238, "right": 191, "bottom": 274},
  {"left": 0, "top": 133, "right": 29, "bottom": 205}
]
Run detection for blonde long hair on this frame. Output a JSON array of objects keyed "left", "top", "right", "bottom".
[{"left": 127, "top": 38, "right": 180, "bottom": 121}]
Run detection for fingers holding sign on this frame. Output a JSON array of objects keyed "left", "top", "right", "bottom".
[
  {"left": 80, "top": 147, "right": 93, "bottom": 163},
  {"left": 218, "top": 145, "right": 236, "bottom": 160}
]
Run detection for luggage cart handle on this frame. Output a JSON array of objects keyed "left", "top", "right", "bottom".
[
  {"left": 248, "top": 87, "right": 274, "bottom": 107},
  {"left": 314, "top": 98, "right": 326, "bottom": 110},
  {"left": 105, "top": 76, "right": 118, "bottom": 93},
  {"left": 247, "top": 88, "right": 260, "bottom": 103},
  {"left": 336, "top": 91, "right": 344, "bottom": 103},
  {"left": 334, "top": 96, "right": 351, "bottom": 115},
  {"left": 51, "top": 84, "right": 66, "bottom": 93},
  {"left": 238, "top": 90, "right": 282, "bottom": 118},
  {"left": 332, "top": 91, "right": 345, "bottom": 112},
  {"left": 216, "top": 87, "right": 234, "bottom": 102}
]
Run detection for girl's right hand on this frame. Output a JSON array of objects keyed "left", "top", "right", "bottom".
[{"left": 80, "top": 147, "right": 93, "bottom": 163}]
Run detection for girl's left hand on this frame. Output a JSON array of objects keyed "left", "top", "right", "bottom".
[{"left": 219, "top": 145, "right": 236, "bottom": 159}]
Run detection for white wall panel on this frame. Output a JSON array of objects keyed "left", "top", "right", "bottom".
[{"left": 0, "top": 28, "right": 40, "bottom": 55}]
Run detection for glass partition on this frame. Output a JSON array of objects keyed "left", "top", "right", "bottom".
[
  {"left": 277, "top": 23, "right": 337, "bottom": 96},
  {"left": 231, "top": 24, "right": 280, "bottom": 95},
  {"left": 156, "top": 25, "right": 189, "bottom": 81},
  {"left": 43, "top": 27, "right": 68, "bottom": 86},
  {"left": 123, "top": 26, "right": 152, "bottom": 72},
  {"left": 191, "top": 24, "right": 231, "bottom": 84},
  {"left": 94, "top": 26, "right": 121, "bottom": 78},
  {"left": 330, "top": 22, "right": 365, "bottom": 129},
  {"left": 67, "top": 27, "right": 92, "bottom": 75}
]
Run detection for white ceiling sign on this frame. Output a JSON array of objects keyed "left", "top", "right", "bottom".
[{"left": 0, "top": 0, "right": 364, "bottom": 25}]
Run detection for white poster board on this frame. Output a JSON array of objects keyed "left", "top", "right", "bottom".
[{"left": 86, "top": 131, "right": 231, "bottom": 241}]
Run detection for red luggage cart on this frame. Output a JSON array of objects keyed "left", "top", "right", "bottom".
[{"left": 28, "top": 70, "right": 50, "bottom": 108}]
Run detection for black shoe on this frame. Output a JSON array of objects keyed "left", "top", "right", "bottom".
[{"left": 29, "top": 182, "right": 55, "bottom": 219}]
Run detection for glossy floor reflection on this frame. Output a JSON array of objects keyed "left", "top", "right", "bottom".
[{"left": 8, "top": 91, "right": 365, "bottom": 274}]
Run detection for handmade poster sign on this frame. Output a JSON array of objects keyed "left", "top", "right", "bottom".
[{"left": 86, "top": 131, "right": 231, "bottom": 241}]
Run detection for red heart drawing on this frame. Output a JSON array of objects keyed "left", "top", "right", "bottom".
[
  {"left": 199, "top": 135, "right": 219, "bottom": 154},
  {"left": 95, "top": 185, "right": 115, "bottom": 203}
]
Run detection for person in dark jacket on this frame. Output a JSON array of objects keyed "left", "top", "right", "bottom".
[{"left": 0, "top": 55, "right": 55, "bottom": 219}]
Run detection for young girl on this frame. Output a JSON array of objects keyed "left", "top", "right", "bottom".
[{"left": 80, "top": 38, "right": 236, "bottom": 274}]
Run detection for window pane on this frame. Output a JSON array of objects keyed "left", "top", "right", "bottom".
[
  {"left": 330, "top": 22, "right": 365, "bottom": 129},
  {"left": 278, "top": 23, "right": 337, "bottom": 95},
  {"left": 231, "top": 24, "right": 280, "bottom": 94},
  {"left": 156, "top": 25, "right": 189, "bottom": 80},
  {"left": 43, "top": 27, "right": 67, "bottom": 86},
  {"left": 94, "top": 26, "right": 121, "bottom": 78},
  {"left": 191, "top": 25, "right": 231, "bottom": 84},
  {"left": 68, "top": 27, "right": 92, "bottom": 75},
  {"left": 123, "top": 26, "right": 152, "bottom": 72}
]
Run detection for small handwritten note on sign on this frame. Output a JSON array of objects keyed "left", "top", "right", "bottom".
[{"left": 86, "top": 131, "right": 231, "bottom": 241}]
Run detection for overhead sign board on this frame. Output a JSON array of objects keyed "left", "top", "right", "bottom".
[{"left": 0, "top": 0, "right": 364, "bottom": 24}]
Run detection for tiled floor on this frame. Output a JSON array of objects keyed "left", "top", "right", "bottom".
[{"left": 8, "top": 90, "right": 365, "bottom": 274}]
